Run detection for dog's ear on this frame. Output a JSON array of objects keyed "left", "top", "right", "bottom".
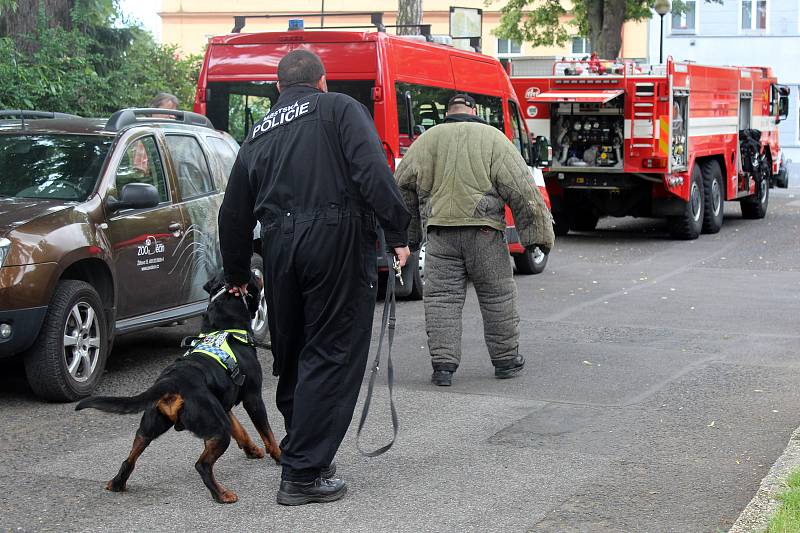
[{"left": 203, "top": 273, "right": 225, "bottom": 295}]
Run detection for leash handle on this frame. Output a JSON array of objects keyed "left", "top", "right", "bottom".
[{"left": 356, "top": 231, "right": 399, "bottom": 457}]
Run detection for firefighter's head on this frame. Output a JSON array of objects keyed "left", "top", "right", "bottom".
[
  {"left": 447, "top": 93, "right": 477, "bottom": 116},
  {"left": 277, "top": 49, "right": 327, "bottom": 93}
]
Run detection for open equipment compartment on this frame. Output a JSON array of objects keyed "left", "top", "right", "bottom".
[{"left": 549, "top": 92, "right": 625, "bottom": 171}]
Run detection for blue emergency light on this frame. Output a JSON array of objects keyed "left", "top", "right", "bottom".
[{"left": 288, "top": 19, "right": 304, "bottom": 30}]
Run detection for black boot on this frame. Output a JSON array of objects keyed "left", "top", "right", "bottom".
[
  {"left": 495, "top": 355, "right": 525, "bottom": 379},
  {"left": 321, "top": 462, "right": 336, "bottom": 478},
  {"left": 276, "top": 477, "right": 347, "bottom": 506},
  {"left": 431, "top": 369, "right": 453, "bottom": 386}
]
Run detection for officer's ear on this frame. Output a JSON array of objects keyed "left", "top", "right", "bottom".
[
  {"left": 317, "top": 75, "right": 328, "bottom": 93},
  {"left": 276, "top": 82, "right": 282, "bottom": 93}
]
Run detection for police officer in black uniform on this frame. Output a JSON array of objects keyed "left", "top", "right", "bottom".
[{"left": 218, "top": 49, "right": 411, "bottom": 505}]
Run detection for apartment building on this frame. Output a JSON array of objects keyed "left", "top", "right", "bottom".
[{"left": 159, "top": 0, "right": 647, "bottom": 61}]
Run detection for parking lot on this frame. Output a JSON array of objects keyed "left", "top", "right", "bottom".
[{"left": 1, "top": 189, "right": 799, "bottom": 532}]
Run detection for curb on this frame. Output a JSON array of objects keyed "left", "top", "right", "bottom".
[{"left": 730, "top": 427, "right": 800, "bottom": 533}]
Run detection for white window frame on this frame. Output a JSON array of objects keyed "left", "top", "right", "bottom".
[
  {"left": 740, "top": 0, "right": 769, "bottom": 33},
  {"left": 496, "top": 38, "right": 522, "bottom": 58},
  {"left": 670, "top": 0, "right": 698, "bottom": 34},
  {"left": 569, "top": 36, "right": 592, "bottom": 57}
]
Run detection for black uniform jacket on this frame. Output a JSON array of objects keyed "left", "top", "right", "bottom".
[{"left": 219, "top": 85, "right": 411, "bottom": 285}]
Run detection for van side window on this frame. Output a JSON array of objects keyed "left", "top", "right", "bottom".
[
  {"left": 508, "top": 100, "right": 532, "bottom": 165},
  {"left": 165, "top": 135, "right": 215, "bottom": 199},
  {"left": 396, "top": 82, "right": 506, "bottom": 141},
  {"left": 207, "top": 80, "right": 375, "bottom": 144},
  {"left": 114, "top": 136, "right": 169, "bottom": 203}
]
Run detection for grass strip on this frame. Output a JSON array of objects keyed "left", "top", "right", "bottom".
[{"left": 767, "top": 469, "right": 800, "bottom": 533}]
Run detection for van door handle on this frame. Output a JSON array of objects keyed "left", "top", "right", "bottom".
[{"left": 169, "top": 222, "right": 183, "bottom": 234}]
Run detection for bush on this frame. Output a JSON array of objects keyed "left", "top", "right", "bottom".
[{"left": 0, "top": 15, "right": 202, "bottom": 116}]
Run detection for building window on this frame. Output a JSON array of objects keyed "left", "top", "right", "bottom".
[
  {"left": 671, "top": 0, "right": 696, "bottom": 32},
  {"left": 497, "top": 38, "right": 522, "bottom": 56},
  {"left": 742, "top": 0, "right": 767, "bottom": 31},
  {"left": 571, "top": 37, "right": 591, "bottom": 55}
]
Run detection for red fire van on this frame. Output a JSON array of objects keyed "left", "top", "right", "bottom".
[{"left": 195, "top": 27, "right": 552, "bottom": 297}]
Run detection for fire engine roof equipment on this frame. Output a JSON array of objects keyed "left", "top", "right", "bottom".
[{"left": 528, "top": 90, "right": 624, "bottom": 104}]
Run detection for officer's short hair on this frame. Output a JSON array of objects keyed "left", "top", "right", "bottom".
[
  {"left": 150, "top": 92, "right": 179, "bottom": 109},
  {"left": 278, "top": 50, "right": 326, "bottom": 88}
]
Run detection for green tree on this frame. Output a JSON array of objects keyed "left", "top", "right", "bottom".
[
  {"left": 0, "top": 0, "right": 202, "bottom": 114},
  {"left": 494, "top": 0, "right": 710, "bottom": 60}
]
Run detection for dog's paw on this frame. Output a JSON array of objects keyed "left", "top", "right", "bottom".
[
  {"left": 244, "top": 446, "right": 266, "bottom": 459},
  {"left": 105, "top": 479, "right": 126, "bottom": 492},
  {"left": 216, "top": 490, "right": 238, "bottom": 504}
]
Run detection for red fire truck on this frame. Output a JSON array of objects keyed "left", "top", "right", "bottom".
[
  {"left": 194, "top": 22, "right": 554, "bottom": 299},
  {"left": 511, "top": 56, "right": 790, "bottom": 239}
]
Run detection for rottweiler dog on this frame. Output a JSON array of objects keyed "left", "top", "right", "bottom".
[{"left": 76, "top": 274, "right": 281, "bottom": 504}]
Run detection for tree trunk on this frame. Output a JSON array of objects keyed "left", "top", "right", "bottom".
[
  {"left": 582, "top": 0, "right": 625, "bottom": 59},
  {"left": 396, "top": 0, "right": 422, "bottom": 36},
  {"left": 598, "top": 0, "right": 625, "bottom": 58},
  {"left": 0, "top": 0, "right": 74, "bottom": 55}
]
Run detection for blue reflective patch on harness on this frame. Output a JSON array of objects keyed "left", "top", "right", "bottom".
[{"left": 184, "top": 330, "right": 250, "bottom": 386}]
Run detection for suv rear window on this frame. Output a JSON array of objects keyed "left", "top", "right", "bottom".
[
  {"left": 0, "top": 134, "right": 111, "bottom": 201},
  {"left": 206, "top": 80, "right": 375, "bottom": 143}
]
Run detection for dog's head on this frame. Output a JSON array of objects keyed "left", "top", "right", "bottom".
[{"left": 201, "top": 272, "right": 262, "bottom": 332}]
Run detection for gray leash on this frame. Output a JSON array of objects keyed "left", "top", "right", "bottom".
[{"left": 356, "top": 233, "right": 400, "bottom": 457}]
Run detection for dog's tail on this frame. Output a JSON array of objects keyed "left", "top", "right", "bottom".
[{"left": 75, "top": 381, "right": 173, "bottom": 414}]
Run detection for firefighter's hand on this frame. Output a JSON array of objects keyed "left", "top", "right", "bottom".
[
  {"left": 228, "top": 284, "right": 248, "bottom": 297},
  {"left": 393, "top": 246, "right": 411, "bottom": 268}
]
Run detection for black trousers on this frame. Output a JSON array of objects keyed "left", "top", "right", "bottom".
[{"left": 262, "top": 209, "right": 378, "bottom": 482}]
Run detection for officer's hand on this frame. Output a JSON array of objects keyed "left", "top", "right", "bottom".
[
  {"left": 228, "top": 284, "right": 248, "bottom": 297},
  {"left": 393, "top": 246, "right": 411, "bottom": 268},
  {"left": 527, "top": 244, "right": 551, "bottom": 256}
]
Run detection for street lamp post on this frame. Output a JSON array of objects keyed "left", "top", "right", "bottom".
[{"left": 654, "top": 0, "right": 671, "bottom": 64}]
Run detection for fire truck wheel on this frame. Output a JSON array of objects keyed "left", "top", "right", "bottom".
[
  {"left": 740, "top": 165, "right": 770, "bottom": 219},
  {"left": 669, "top": 164, "right": 704, "bottom": 240},
  {"left": 700, "top": 159, "right": 724, "bottom": 234}
]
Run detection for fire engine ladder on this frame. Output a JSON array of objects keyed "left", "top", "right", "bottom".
[{"left": 629, "top": 82, "right": 659, "bottom": 156}]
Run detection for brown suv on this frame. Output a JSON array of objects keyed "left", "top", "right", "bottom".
[{"left": 0, "top": 109, "right": 268, "bottom": 401}]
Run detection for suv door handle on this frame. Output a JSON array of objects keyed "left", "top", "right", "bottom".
[{"left": 169, "top": 222, "right": 183, "bottom": 233}]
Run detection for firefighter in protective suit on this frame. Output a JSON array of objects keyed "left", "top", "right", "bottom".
[{"left": 218, "top": 50, "right": 411, "bottom": 505}]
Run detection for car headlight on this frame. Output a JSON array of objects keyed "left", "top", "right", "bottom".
[{"left": 0, "top": 238, "right": 10, "bottom": 268}]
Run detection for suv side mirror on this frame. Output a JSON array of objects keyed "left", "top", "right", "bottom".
[
  {"left": 531, "top": 135, "right": 553, "bottom": 168},
  {"left": 107, "top": 183, "right": 160, "bottom": 212}
]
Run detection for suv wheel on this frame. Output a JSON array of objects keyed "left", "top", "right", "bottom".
[
  {"left": 24, "top": 280, "right": 108, "bottom": 402},
  {"left": 250, "top": 254, "right": 271, "bottom": 348}
]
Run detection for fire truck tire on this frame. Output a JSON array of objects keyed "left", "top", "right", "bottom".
[
  {"left": 570, "top": 211, "right": 600, "bottom": 232},
  {"left": 668, "top": 164, "right": 704, "bottom": 240},
  {"left": 553, "top": 210, "right": 570, "bottom": 236},
  {"left": 740, "top": 164, "right": 770, "bottom": 219},
  {"left": 700, "top": 159, "right": 724, "bottom": 234}
]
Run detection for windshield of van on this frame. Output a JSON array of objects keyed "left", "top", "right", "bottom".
[
  {"left": 206, "top": 80, "right": 375, "bottom": 144},
  {"left": 0, "top": 134, "right": 111, "bottom": 201}
]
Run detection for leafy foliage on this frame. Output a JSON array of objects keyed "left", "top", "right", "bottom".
[
  {"left": 495, "top": 0, "right": 711, "bottom": 57},
  {"left": 0, "top": 2, "right": 202, "bottom": 115}
]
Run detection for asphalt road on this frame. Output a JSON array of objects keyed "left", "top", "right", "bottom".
[{"left": 2, "top": 190, "right": 799, "bottom": 533}]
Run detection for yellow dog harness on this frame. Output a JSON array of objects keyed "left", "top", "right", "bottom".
[{"left": 182, "top": 329, "right": 252, "bottom": 385}]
